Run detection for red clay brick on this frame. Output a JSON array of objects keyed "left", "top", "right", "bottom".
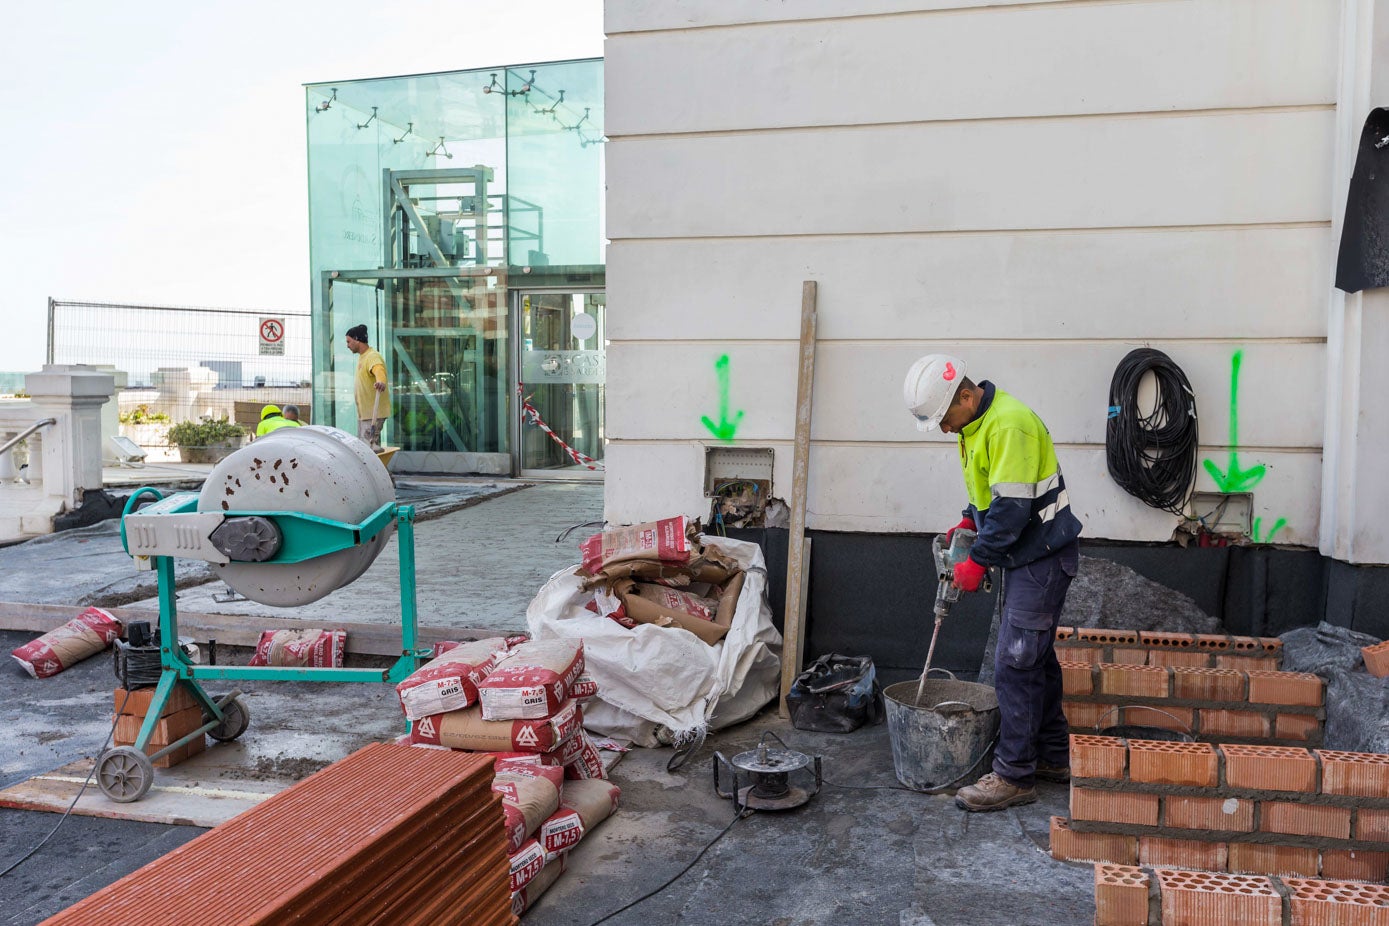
[
  {"left": 1129, "top": 740, "right": 1218, "bottom": 787},
  {"left": 1155, "top": 868, "right": 1280, "bottom": 926},
  {"left": 1357, "top": 808, "right": 1389, "bottom": 842},
  {"left": 1055, "top": 626, "right": 1075, "bottom": 641},
  {"left": 1063, "top": 701, "right": 1109, "bottom": 731},
  {"left": 1147, "top": 649, "right": 1215, "bottom": 669},
  {"left": 1112, "top": 647, "right": 1150, "bottom": 665},
  {"left": 1364, "top": 640, "right": 1389, "bottom": 678},
  {"left": 1072, "top": 787, "right": 1160, "bottom": 827},
  {"left": 115, "top": 685, "right": 198, "bottom": 718},
  {"left": 1222, "top": 744, "right": 1318, "bottom": 792},
  {"left": 1049, "top": 816, "right": 1137, "bottom": 865},
  {"left": 1058, "top": 645, "right": 1103, "bottom": 665},
  {"left": 1071, "top": 734, "right": 1126, "bottom": 780},
  {"left": 114, "top": 706, "right": 204, "bottom": 747},
  {"left": 1164, "top": 796, "right": 1255, "bottom": 832},
  {"left": 1080, "top": 628, "right": 1140, "bottom": 645},
  {"left": 1171, "top": 666, "right": 1246, "bottom": 702},
  {"left": 1317, "top": 750, "right": 1389, "bottom": 798},
  {"left": 1060, "top": 661, "right": 1094, "bottom": 696},
  {"left": 1139, "top": 836, "right": 1228, "bottom": 871},
  {"left": 1256, "top": 637, "right": 1284, "bottom": 656},
  {"left": 1228, "top": 841, "right": 1320, "bottom": 877},
  {"left": 1099, "top": 664, "right": 1171, "bottom": 698},
  {"left": 1215, "top": 654, "right": 1280, "bottom": 671},
  {"left": 1139, "top": 631, "right": 1200, "bottom": 652},
  {"left": 1199, "top": 708, "right": 1272, "bottom": 739},
  {"left": 1246, "top": 670, "right": 1324, "bottom": 707},
  {"left": 1093, "top": 863, "right": 1150, "bottom": 926},
  {"left": 1286, "top": 877, "right": 1389, "bottom": 926},
  {"left": 1321, "top": 850, "right": 1389, "bottom": 883},
  {"left": 1103, "top": 704, "right": 1195, "bottom": 735},
  {"left": 1274, "top": 713, "right": 1322, "bottom": 742},
  {"left": 1259, "top": 801, "right": 1352, "bottom": 840}
]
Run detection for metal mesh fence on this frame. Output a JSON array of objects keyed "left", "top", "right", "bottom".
[{"left": 48, "top": 299, "right": 311, "bottom": 388}]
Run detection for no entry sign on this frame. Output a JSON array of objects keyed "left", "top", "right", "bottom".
[{"left": 259, "top": 317, "right": 285, "bottom": 356}]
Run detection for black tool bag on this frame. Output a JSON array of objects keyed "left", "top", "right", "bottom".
[{"left": 786, "top": 653, "right": 883, "bottom": 734}]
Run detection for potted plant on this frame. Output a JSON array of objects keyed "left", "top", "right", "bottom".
[
  {"left": 166, "top": 416, "right": 245, "bottom": 464},
  {"left": 118, "top": 404, "right": 172, "bottom": 449}
]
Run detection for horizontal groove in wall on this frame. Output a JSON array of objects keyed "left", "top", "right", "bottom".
[
  {"left": 608, "top": 0, "right": 1254, "bottom": 37},
  {"left": 608, "top": 337, "right": 1329, "bottom": 347},
  {"left": 606, "top": 103, "right": 1335, "bottom": 142},
  {"left": 606, "top": 438, "right": 1323, "bottom": 453},
  {"left": 606, "top": 221, "right": 1333, "bottom": 244}
]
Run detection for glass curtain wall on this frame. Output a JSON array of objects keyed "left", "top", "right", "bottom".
[{"left": 305, "top": 60, "right": 604, "bottom": 468}]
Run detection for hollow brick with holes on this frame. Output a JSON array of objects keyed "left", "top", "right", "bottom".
[
  {"left": 1093, "top": 864, "right": 1150, "bottom": 926},
  {"left": 1080, "top": 628, "right": 1140, "bottom": 645},
  {"left": 1274, "top": 713, "right": 1322, "bottom": 742},
  {"left": 1321, "top": 849, "right": 1389, "bottom": 883},
  {"left": 1072, "top": 787, "right": 1160, "bottom": 827},
  {"left": 1071, "top": 734, "right": 1126, "bottom": 779},
  {"left": 1063, "top": 700, "right": 1108, "bottom": 731},
  {"left": 1228, "top": 841, "right": 1320, "bottom": 877},
  {"left": 1100, "top": 664, "right": 1171, "bottom": 698},
  {"left": 1139, "top": 836, "right": 1228, "bottom": 872},
  {"left": 1194, "top": 634, "right": 1236, "bottom": 652},
  {"left": 1317, "top": 750, "right": 1389, "bottom": 798},
  {"left": 1171, "top": 666, "right": 1246, "bottom": 701},
  {"left": 1139, "top": 631, "right": 1199, "bottom": 651},
  {"left": 1112, "top": 647, "right": 1150, "bottom": 665},
  {"left": 1364, "top": 640, "right": 1389, "bottom": 678},
  {"left": 1246, "top": 670, "right": 1324, "bottom": 707},
  {"left": 1129, "top": 740, "right": 1218, "bottom": 787},
  {"left": 1163, "top": 796, "right": 1255, "bottom": 832},
  {"left": 1221, "top": 744, "right": 1318, "bottom": 792},
  {"left": 1060, "top": 661, "right": 1094, "bottom": 695},
  {"left": 1147, "top": 649, "right": 1215, "bottom": 669},
  {"left": 1155, "top": 868, "right": 1281, "bottom": 926},
  {"left": 1049, "top": 817, "right": 1137, "bottom": 865},
  {"left": 1286, "top": 876, "right": 1389, "bottom": 926},
  {"left": 1215, "top": 654, "right": 1280, "bottom": 671},
  {"left": 1357, "top": 808, "right": 1389, "bottom": 842},
  {"left": 1259, "top": 801, "right": 1352, "bottom": 840},
  {"left": 1055, "top": 625, "right": 1075, "bottom": 641},
  {"left": 1198, "top": 708, "right": 1272, "bottom": 739}
]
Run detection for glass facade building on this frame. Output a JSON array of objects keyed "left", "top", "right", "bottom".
[{"left": 305, "top": 59, "right": 605, "bottom": 475}]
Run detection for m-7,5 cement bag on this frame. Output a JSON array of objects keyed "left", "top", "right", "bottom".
[
  {"left": 540, "top": 778, "right": 621, "bottom": 861},
  {"left": 579, "top": 516, "right": 693, "bottom": 575},
  {"left": 395, "top": 637, "right": 508, "bottom": 720},
  {"left": 476, "top": 639, "right": 585, "bottom": 721},
  {"left": 247, "top": 628, "right": 346, "bottom": 668},
  {"left": 493, "top": 766, "right": 562, "bottom": 852},
  {"left": 11, "top": 608, "right": 122, "bottom": 679},
  {"left": 408, "top": 700, "right": 582, "bottom": 753},
  {"left": 511, "top": 854, "right": 566, "bottom": 916}
]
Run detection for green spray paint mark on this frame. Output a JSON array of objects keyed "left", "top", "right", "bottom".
[
  {"left": 1201, "top": 349, "right": 1267, "bottom": 493},
  {"left": 700, "top": 354, "right": 744, "bottom": 443},
  {"left": 1252, "top": 517, "right": 1287, "bottom": 544}
]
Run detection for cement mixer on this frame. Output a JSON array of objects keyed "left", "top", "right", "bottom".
[{"left": 99, "top": 426, "right": 426, "bottom": 802}]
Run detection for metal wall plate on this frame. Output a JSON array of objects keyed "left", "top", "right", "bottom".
[
  {"left": 1188, "top": 491, "right": 1253, "bottom": 536},
  {"left": 704, "top": 446, "right": 774, "bottom": 497}
]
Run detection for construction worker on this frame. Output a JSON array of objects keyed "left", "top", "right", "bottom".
[
  {"left": 904, "top": 353, "right": 1082, "bottom": 812},
  {"left": 282, "top": 404, "right": 302, "bottom": 423},
  {"left": 345, "top": 324, "right": 391, "bottom": 449},
  {"left": 255, "top": 404, "right": 300, "bottom": 438}
]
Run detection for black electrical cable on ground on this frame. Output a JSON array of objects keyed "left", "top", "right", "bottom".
[{"left": 1105, "top": 348, "right": 1199, "bottom": 514}]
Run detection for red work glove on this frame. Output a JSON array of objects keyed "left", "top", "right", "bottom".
[
  {"left": 944, "top": 516, "right": 976, "bottom": 544},
  {"left": 952, "top": 556, "right": 987, "bottom": 593}
]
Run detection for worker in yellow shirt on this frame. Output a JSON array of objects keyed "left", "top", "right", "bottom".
[
  {"left": 255, "top": 404, "right": 301, "bottom": 438},
  {"left": 345, "top": 324, "right": 391, "bottom": 449}
]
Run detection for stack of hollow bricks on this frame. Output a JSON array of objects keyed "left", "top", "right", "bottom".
[
  {"left": 113, "top": 685, "right": 205, "bottom": 768},
  {"left": 1056, "top": 628, "right": 1326, "bottom": 747},
  {"left": 1056, "top": 737, "right": 1389, "bottom": 924}
]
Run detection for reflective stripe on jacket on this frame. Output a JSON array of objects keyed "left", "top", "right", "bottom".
[{"left": 958, "top": 382, "right": 1082, "bottom": 568}]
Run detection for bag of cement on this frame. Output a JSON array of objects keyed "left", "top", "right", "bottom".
[
  {"left": 247, "top": 628, "right": 345, "bottom": 668},
  {"left": 572, "top": 675, "right": 599, "bottom": 701},
  {"left": 477, "top": 640, "right": 586, "bottom": 721},
  {"left": 493, "top": 767, "right": 562, "bottom": 852},
  {"left": 508, "top": 838, "right": 548, "bottom": 894},
  {"left": 528, "top": 535, "right": 782, "bottom": 748},
  {"left": 614, "top": 573, "right": 746, "bottom": 647},
  {"left": 408, "top": 700, "right": 581, "bottom": 753},
  {"left": 511, "top": 853, "right": 566, "bottom": 916},
  {"left": 395, "top": 637, "right": 509, "bottom": 721},
  {"left": 563, "top": 729, "right": 607, "bottom": 780},
  {"left": 579, "top": 516, "right": 696, "bottom": 575},
  {"left": 11, "top": 607, "right": 122, "bottom": 679},
  {"left": 540, "top": 779, "right": 621, "bottom": 861},
  {"left": 632, "top": 583, "right": 721, "bottom": 621},
  {"left": 577, "top": 545, "right": 740, "bottom": 590}
]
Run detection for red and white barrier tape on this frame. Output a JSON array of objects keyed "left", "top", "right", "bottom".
[{"left": 518, "top": 386, "right": 604, "bottom": 471}]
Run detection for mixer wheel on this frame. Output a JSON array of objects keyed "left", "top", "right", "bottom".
[
  {"left": 97, "top": 747, "right": 154, "bottom": 803},
  {"left": 207, "top": 698, "right": 250, "bottom": 742}
]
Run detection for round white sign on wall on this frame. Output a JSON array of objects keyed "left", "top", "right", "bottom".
[{"left": 571, "top": 312, "right": 598, "bottom": 342}]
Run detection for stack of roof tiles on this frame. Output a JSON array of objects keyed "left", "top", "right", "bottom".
[{"left": 42, "top": 742, "right": 514, "bottom": 926}]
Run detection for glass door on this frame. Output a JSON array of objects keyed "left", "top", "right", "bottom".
[{"left": 516, "top": 291, "right": 605, "bottom": 478}]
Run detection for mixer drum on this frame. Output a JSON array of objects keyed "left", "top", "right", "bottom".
[{"left": 197, "top": 426, "right": 395, "bottom": 607}]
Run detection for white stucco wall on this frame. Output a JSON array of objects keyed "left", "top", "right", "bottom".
[{"left": 604, "top": 0, "right": 1363, "bottom": 552}]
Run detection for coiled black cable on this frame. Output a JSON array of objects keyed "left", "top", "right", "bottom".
[{"left": 1105, "top": 348, "right": 1199, "bottom": 514}]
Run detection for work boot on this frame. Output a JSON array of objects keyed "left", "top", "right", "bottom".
[
  {"left": 954, "top": 772, "right": 1037, "bottom": 812},
  {"left": 1035, "top": 762, "right": 1071, "bottom": 783}
]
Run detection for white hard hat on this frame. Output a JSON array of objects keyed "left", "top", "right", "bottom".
[{"left": 903, "top": 354, "right": 967, "bottom": 431}]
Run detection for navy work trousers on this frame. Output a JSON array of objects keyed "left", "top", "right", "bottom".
[{"left": 992, "top": 541, "right": 1079, "bottom": 786}]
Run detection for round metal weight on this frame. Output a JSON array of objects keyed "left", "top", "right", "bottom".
[
  {"left": 207, "top": 698, "right": 250, "bottom": 742},
  {"left": 97, "top": 746, "right": 154, "bottom": 803},
  {"left": 199, "top": 426, "right": 395, "bottom": 606}
]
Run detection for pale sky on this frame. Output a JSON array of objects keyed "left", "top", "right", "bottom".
[{"left": 0, "top": 0, "right": 603, "bottom": 372}]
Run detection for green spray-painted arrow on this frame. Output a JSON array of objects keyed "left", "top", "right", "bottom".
[
  {"left": 1252, "top": 516, "right": 1287, "bottom": 544},
  {"left": 700, "top": 354, "right": 744, "bottom": 443},
  {"left": 1202, "top": 349, "right": 1267, "bottom": 493}
]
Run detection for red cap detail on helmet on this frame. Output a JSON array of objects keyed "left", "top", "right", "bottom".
[{"left": 943, "top": 362, "right": 957, "bottom": 381}]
